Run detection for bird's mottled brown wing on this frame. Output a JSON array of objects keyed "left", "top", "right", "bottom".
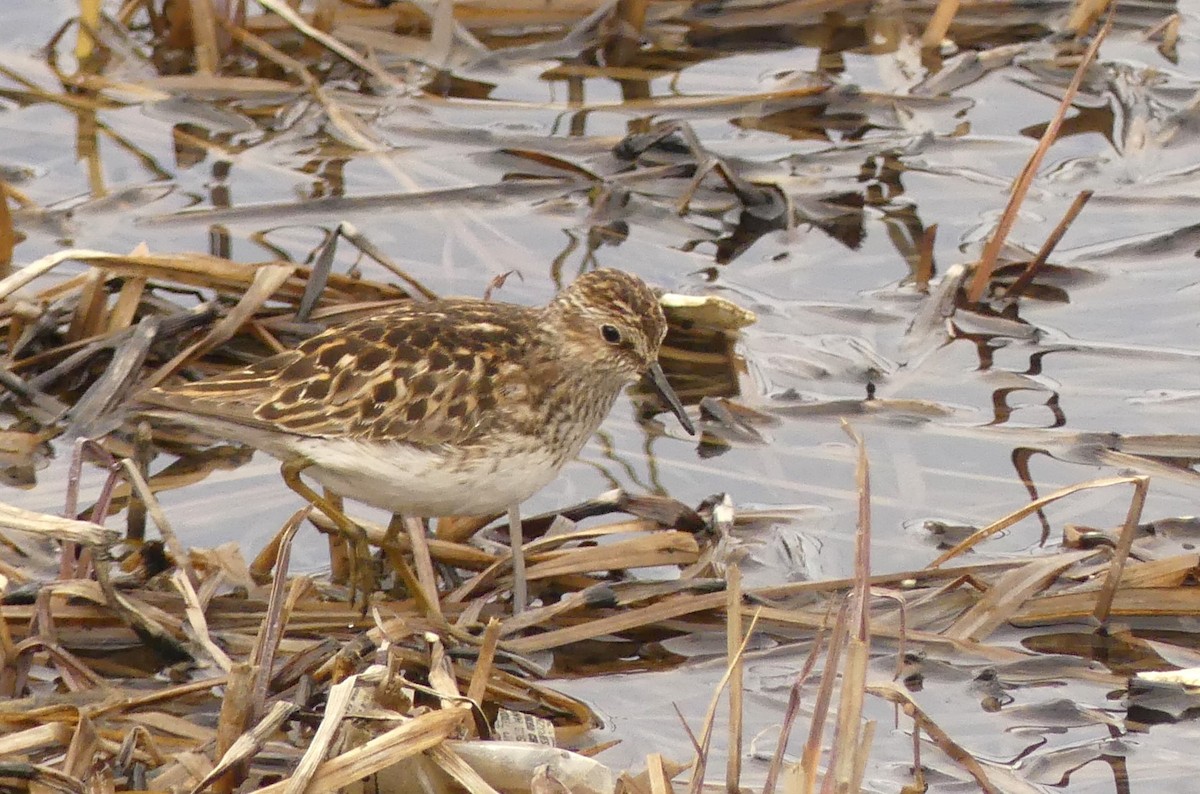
[{"left": 141, "top": 300, "right": 538, "bottom": 447}]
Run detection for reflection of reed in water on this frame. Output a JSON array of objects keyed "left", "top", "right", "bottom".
[{"left": 648, "top": 295, "right": 752, "bottom": 407}]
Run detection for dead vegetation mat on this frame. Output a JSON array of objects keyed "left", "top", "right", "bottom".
[
  {"left": 3, "top": 0, "right": 1200, "bottom": 791},
  {"left": 0, "top": 246, "right": 1194, "bottom": 793}
]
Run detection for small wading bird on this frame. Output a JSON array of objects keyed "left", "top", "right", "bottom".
[{"left": 137, "top": 268, "right": 695, "bottom": 611}]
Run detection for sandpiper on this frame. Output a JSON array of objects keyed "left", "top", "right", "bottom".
[{"left": 137, "top": 268, "right": 695, "bottom": 610}]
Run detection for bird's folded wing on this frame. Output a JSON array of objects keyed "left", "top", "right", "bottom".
[{"left": 136, "top": 301, "right": 540, "bottom": 448}]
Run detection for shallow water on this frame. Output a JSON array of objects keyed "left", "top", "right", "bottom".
[{"left": 5, "top": 0, "right": 1200, "bottom": 790}]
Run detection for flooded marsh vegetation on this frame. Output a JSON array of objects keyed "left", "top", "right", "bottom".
[{"left": 1, "top": 0, "right": 1200, "bottom": 791}]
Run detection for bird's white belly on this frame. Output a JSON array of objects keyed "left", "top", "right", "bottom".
[{"left": 290, "top": 437, "right": 561, "bottom": 516}]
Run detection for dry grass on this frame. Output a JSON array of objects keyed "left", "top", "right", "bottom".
[
  {"left": 966, "top": 8, "right": 1113, "bottom": 303},
  {"left": 0, "top": 0, "right": 1193, "bottom": 790},
  {"left": 0, "top": 341, "right": 1180, "bottom": 789}
]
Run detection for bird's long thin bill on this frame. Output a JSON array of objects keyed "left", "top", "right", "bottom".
[{"left": 646, "top": 361, "right": 695, "bottom": 435}]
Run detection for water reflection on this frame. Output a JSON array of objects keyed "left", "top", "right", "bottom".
[{"left": 7, "top": 0, "right": 1200, "bottom": 788}]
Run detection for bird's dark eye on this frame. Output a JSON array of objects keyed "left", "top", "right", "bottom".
[{"left": 601, "top": 324, "right": 622, "bottom": 344}]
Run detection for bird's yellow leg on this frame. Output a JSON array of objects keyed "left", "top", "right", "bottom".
[
  {"left": 381, "top": 513, "right": 440, "bottom": 617},
  {"left": 280, "top": 459, "right": 375, "bottom": 607},
  {"left": 321, "top": 488, "right": 351, "bottom": 585}
]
